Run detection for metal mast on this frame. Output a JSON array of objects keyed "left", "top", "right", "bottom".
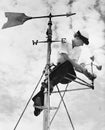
[{"left": 43, "top": 13, "right": 52, "bottom": 130}]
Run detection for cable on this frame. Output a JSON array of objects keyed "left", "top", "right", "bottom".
[
  {"left": 64, "top": 77, "right": 92, "bottom": 87},
  {"left": 63, "top": 73, "right": 93, "bottom": 89},
  {"left": 13, "top": 71, "right": 45, "bottom": 130},
  {"left": 50, "top": 84, "right": 69, "bottom": 126},
  {"left": 67, "top": 73, "right": 93, "bottom": 87},
  {"left": 52, "top": 87, "right": 91, "bottom": 94},
  {"left": 56, "top": 85, "right": 75, "bottom": 130}
]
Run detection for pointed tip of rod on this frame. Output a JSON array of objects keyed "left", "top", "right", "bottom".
[{"left": 66, "top": 13, "right": 76, "bottom": 17}]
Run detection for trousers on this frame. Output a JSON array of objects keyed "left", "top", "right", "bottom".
[{"left": 32, "top": 60, "right": 76, "bottom": 116}]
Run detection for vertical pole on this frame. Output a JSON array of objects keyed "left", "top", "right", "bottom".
[
  {"left": 91, "top": 61, "right": 94, "bottom": 87},
  {"left": 43, "top": 13, "right": 52, "bottom": 130}
]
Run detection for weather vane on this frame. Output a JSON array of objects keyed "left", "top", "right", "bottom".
[{"left": 2, "top": 11, "right": 102, "bottom": 130}]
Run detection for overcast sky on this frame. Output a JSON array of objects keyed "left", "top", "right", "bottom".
[{"left": 0, "top": 0, "right": 105, "bottom": 130}]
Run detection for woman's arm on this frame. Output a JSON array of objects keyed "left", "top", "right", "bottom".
[{"left": 60, "top": 53, "right": 86, "bottom": 73}]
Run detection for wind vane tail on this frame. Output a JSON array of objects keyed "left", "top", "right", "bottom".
[{"left": 2, "top": 12, "right": 32, "bottom": 29}]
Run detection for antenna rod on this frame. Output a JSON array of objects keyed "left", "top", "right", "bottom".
[
  {"left": 43, "top": 13, "right": 52, "bottom": 130},
  {"left": 31, "top": 13, "right": 76, "bottom": 19}
]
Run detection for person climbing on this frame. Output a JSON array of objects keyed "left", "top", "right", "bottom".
[{"left": 32, "top": 30, "right": 97, "bottom": 116}]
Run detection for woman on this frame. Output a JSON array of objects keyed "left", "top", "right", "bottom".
[{"left": 32, "top": 30, "right": 96, "bottom": 116}]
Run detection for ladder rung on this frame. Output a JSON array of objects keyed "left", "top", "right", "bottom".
[{"left": 35, "top": 105, "right": 58, "bottom": 110}]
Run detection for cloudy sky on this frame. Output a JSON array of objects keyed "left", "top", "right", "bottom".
[{"left": 0, "top": 0, "right": 105, "bottom": 130}]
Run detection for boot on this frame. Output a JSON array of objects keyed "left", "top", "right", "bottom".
[{"left": 32, "top": 90, "right": 44, "bottom": 116}]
